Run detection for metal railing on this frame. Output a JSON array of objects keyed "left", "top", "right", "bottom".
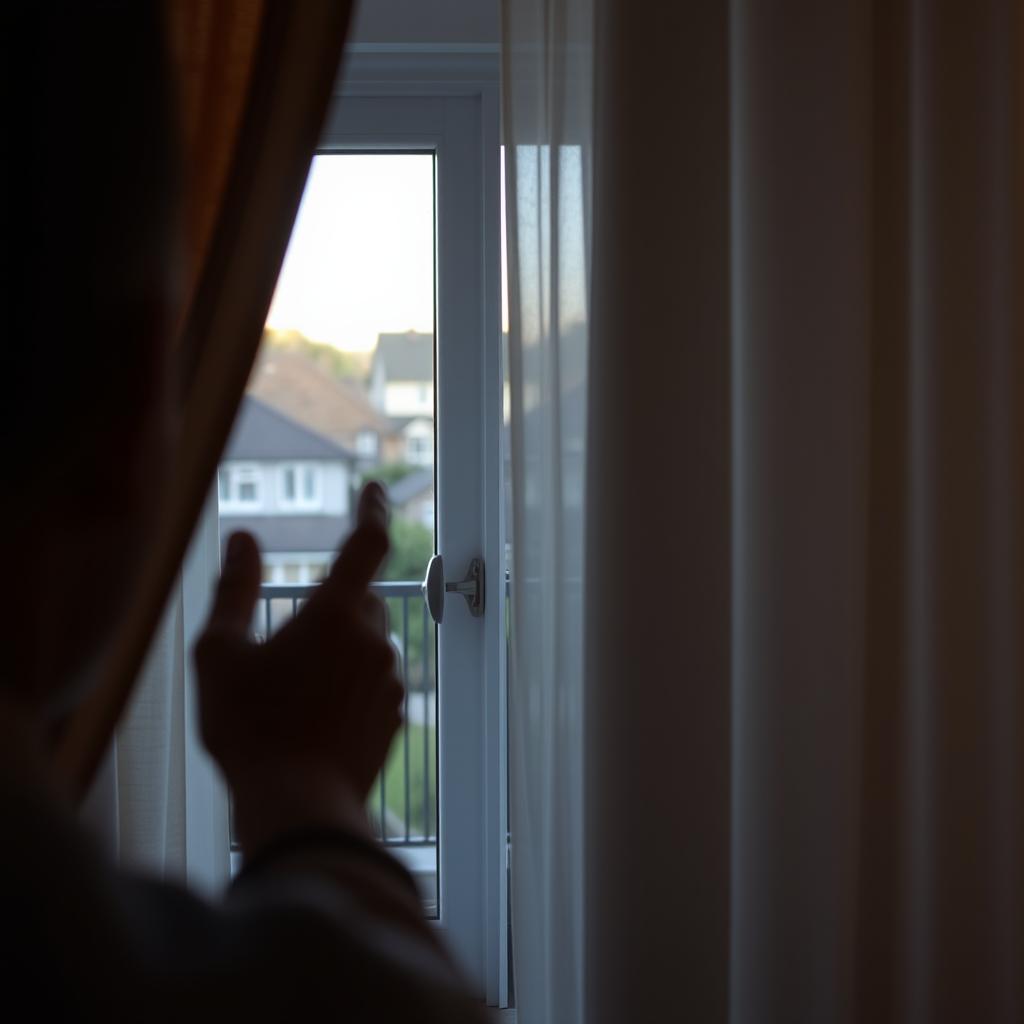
[{"left": 256, "top": 582, "right": 438, "bottom": 850}]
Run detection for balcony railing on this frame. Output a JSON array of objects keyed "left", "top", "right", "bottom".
[{"left": 256, "top": 582, "right": 438, "bottom": 852}]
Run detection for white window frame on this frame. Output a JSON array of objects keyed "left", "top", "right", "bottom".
[
  {"left": 277, "top": 461, "right": 323, "bottom": 511},
  {"left": 355, "top": 429, "right": 379, "bottom": 458},
  {"left": 328, "top": 46, "right": 507, "bottom": 1006},
  {"left": 218, "top": 462, "right": 263, "bottom": 512}
]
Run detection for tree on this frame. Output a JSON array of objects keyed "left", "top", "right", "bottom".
[
  {"left": 383, "top": 516, "right": 434, "bottom": 582},
  {"left": 361, "top": 462, "right": 418, "bottom": 489}
]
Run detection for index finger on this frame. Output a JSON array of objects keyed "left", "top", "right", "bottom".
[{"left": 314, "top": 482, "right": 390, "bottom": 611}]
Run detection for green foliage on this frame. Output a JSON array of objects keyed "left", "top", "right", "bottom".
[
  {"left": 263, "top": 328, "right": 369, "bottom": 381},
  {"left": 362, "top": 462, "right": 418, "bottom": 489},
  {"left": 383, "top": 516, "right": 434, "bottom": 582},
  {"left": 367, "top": 722, "right": 437, "bottom": 839}
]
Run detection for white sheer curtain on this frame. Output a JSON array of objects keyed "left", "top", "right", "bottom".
[
  {"left": 502, "top": 0, "right": 591, "bottom": 1021},
  {"left": 83, "top": 495, "right": 231, "bottom": 895},
  {"left": 504, "top": 0, "right": 1024, "bottom": 1021}
]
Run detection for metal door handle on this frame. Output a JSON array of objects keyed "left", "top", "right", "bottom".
[{"left": 422, "top": 555, "right": 485, "bottom": 624}]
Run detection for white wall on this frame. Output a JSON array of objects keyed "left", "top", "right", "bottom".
[
  {"left": 220, "top": 460, "right": 350, "bottom": 516},
  {"left": 386, "top": 382, "right": 434, "bottom": 418}
]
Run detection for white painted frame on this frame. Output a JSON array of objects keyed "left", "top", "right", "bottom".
[
  {"left": 217, "top": 462, "right": 263, "bottom": 511},
  {"left": 326, "top": 47, "right": 507, "bottom": 1006},
  {"left": 276, "top": 462, "right": 324, "bottom": 511}
]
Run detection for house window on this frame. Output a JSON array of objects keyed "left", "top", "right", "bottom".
[
  {"left": 405, "top": 434, "right": 433, "bottom": 466},
  {"left": 356, "top": 429, "right": 379, "bottom": 458},
  {"left": 218, "top": 463, "right": 263, "bottom": 511},
  {"left": 278, "top": 462, "right": 323, "bottom": 511}
]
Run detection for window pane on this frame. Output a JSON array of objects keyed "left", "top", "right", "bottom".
[{"left": 218, "top": 153, "right": 438, "bottom": 915}]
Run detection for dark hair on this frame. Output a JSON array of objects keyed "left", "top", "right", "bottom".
[{"left": 2, "top": 4, "right": 180, "bottom": 489}]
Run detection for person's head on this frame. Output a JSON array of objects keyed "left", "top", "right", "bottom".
[{"left": 3, "top": 5, "right": 181, "bottom": 709}]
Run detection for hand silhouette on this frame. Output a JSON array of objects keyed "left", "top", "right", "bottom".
[{"left": 194, "top": 482, "right": 403, "bottom": 853}]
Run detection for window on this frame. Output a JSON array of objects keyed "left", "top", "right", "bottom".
[
  {"left": 218, "top": 463, "right": 263, "bottom": 511},
  {"left": 316, "top": 61, "right": 507, "bottom": 1004},
  {"left": 277, "top": 462, "right": 322, "bottom": 511},
  {"left": 208, "top": 51, "right": 506, "bottom": 1005},
  {"left": 356, "top": 429, "right": 379, "bottom": 458},
  {"left": 406, "top": 434, "right": 433, "bottom": 466}
]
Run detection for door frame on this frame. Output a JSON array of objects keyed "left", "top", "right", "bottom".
[{"left": 326, "top": 47, "right": 507, "bottom": 1005}]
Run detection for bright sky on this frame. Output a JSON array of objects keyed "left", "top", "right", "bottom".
[{"left": 266, "top": 154, "right": 435, "bottom": 352}]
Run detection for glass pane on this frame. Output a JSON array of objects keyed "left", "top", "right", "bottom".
[{"left": 217, "top": 153, "right": 438, "bottom": 915}]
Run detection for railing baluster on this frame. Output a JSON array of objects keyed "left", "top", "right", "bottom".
[
  {"left": 423, "top": 596, "right": 431, "bottom": 842},
  {"left": 402, "top": 595, "right": 410, "bottom": 843},
  {"left": 255, "top": 581, "right": 434, "bottom": 852}
]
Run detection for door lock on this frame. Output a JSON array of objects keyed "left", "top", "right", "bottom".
[{"left": 422, "top": 555, "right": 485, "bottom": 624}]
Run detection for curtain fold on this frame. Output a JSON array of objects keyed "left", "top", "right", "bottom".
[
  {"left": 81, "top": 494, "right": 230, "bottom": 893},
  {"left": 502, "top": 1, "right": 592, "bottom": 1020},
  {"left": 57, "top": 0, "right": 355, "bottom": 800},
  {"left": 503, "top": 0, "right": 1024, "bottom": 1020}
]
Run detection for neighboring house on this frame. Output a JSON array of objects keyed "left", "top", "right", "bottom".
[
  {"left": 218, "top": 396, "right": 357, "bottom": 583},
  {"left": 368, "top": 331, "right": 435, "bottom": 465},
  {"left": 391, "top": 415, "right": 435, "bottom": 467},
  {"left": 369, "top": 331, "right": 434, "bottom": 419},
  {"left": 388, "top": 467, "right": 435, "bottom": 530},
  {"left": 248, "top": 344, "right": 402, "bottom": 470}
]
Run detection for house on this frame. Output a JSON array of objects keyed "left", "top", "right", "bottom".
[
  {"left": 388, "top": 466, "right": 435, "bottom": 530},
  {"left": 369, "top": 330, "right": 434, "bottom": 417},
  {"left": 248, "top": 342, "right": 401, "bottom": 470},
  {"left": 218, "top": 396, "right": 357, "bottom": 583},
  {"left": 368, "top": 331, "right": 435, "bottom": 466}
]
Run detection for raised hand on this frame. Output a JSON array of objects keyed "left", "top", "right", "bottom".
[{"left": 194, "top": 482, "right": 404, "bottom": 854}]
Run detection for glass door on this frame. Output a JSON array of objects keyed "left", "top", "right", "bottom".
[{"left": 215, "top": 74, "right": 506, "bottom": 1003}]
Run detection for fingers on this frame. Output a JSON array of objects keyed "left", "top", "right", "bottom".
[
  {"left": 205, "top": 531, "right": 261, "bottom": 637},
  {"left": 316, "top": 483, "right": 390, "bottom": 612},
  {"left": 361, "top": 593, "right": 390, "bottom": 637}
]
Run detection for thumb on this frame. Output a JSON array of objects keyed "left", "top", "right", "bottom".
[{"left": 205, "top": 531, "right": 261, "bottom": 638}]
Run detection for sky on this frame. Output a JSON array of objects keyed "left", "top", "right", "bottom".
[{"left": 266, "top": 153, "right": 435, "bottom": 353}]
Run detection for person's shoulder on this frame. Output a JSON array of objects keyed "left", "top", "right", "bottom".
[{"left": 0, "top": 786, "right": 486, "bottom": 1020}]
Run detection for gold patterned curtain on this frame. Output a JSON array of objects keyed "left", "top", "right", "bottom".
[{"left": 57, "top": 0, "right": 355, "bottom": 798}]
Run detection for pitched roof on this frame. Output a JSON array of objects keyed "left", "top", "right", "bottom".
[
  {"left": 371, "top": 331, "right": 434, "bottom": 384},
  {"left": 248, "top": 345, "right": 394, "bottom": 446},
  {"left": 388, "top": 467, "right": 434, "bottom": 507},
  {"left": 219, "top": 513, "right": 351, "bottom": 554},
  {"left": 224, "top": 396, "right": 354, "bottom": 461}
]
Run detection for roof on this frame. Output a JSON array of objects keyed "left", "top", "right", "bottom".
[
  {"left": 371, "top": 331, "right": 434, "bottom": 384},
  {"left": 388, "top": 415, "right": 434, "bottom": 433},
  {"left": 224, "top": 396, "right": 354, "bottom": 462},
  {"left": 248, "top": 345, "right": 394, "bottom": 446},
  {"left": 387, "top": 467, "right": 434, "bottom": 507},
  {"left": 219, "top": 513, "right": 351, "bottom": 554}
]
